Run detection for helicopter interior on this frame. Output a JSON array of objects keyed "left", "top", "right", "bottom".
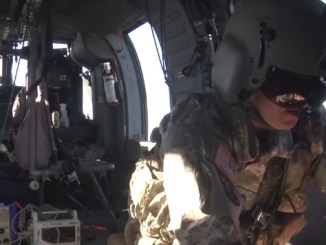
[{"left": 0, "top": 0, "right": 325, "bottom": 244}]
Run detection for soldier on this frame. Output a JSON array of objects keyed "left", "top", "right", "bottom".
[{"left": 108, "top": 0, "right": 326, "bottom": 244}]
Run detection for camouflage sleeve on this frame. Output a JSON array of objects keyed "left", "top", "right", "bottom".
[
  {"left": 310, "top": 107, "right": 326, "bottom": 193},
  {"left": 160, "top": 94, "right": 243, "bottom": 245},
  {"left": 313, "top": 156, "right": 326, "bottom": 193}
]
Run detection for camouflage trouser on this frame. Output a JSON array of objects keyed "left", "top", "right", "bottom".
[
  {"left": 107, "top": 234, "right": 126, "bottom": 245},
  {"left": 107, "top": 218, "right": 138, "bottom": 245},
  {"left": 107, "top": 234, "right": 169, "bottom": 245},
  {"left": 107, "top": 219, "right": 171, "bottom": 245}
]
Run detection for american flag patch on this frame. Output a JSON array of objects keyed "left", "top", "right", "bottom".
[{"left": 214, "top": 144, "right": 237, "bottom": 180}]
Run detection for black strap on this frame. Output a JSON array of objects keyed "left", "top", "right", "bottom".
[
  {"left": 26, "top": 78, "right": 43, "bottom": 96},
  {"left": 241, "top": 157, "right": 288, "bottom": 245}
]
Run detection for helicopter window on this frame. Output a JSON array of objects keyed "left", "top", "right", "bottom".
[
  {"left": 128, "top": 22, "right": 170, "bottom": 139},
  {"left": 82, "top": 67, "right": 93, "bottom": 120},
  {"left": 0, "top": 56, "right": 2, "bottom": 82},
  {"left": 11, "top": 56, "right": 27, "bottom": 87},
  {"left": 11, "top": 42, "right": 28, "bottom": 87},
  {"left": 10, "top": 42, "right": 67, "bottom": 87},
  {"left": 53, "top": 43, "right": 68, "bottom": 50},
  {"left": 52, "top": 43, "right": 93, "bottom": 120}
]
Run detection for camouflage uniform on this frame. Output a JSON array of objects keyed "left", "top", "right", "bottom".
[{"left": 111, "top": 92, "right": 326, "bottom": 245}]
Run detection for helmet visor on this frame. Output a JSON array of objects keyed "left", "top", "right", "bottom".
[{"left": 260, "top": 66, "right": 326, "bottom": 109}]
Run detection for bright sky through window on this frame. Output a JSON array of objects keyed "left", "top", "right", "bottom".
[
  {"left": 129, "top": 22, "right": 170, "bottom": 140},
  {"left": 0, "top": 57, "right": 2, "bottom": 77}
]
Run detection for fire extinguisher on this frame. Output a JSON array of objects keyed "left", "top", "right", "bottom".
[{"left": 103, "top": 62, "right": 119, "bottom": 105}]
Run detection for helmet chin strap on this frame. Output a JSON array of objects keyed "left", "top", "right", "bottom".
[
  {"left": 249, "top": 107, "right": 310, "bottom": 132},
  {"left": 239, "top": 92, "right": 275, "bottom": 131},
  {"left": 249, "top": 108, "right": 276, "bottom": 131}
]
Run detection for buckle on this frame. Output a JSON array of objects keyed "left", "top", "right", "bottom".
[
  {"left": 251, "top": 207, "right": 272, "bottom": 229},
  {"left": 256, "top": 211, "right": 272, "bottom": 227}
]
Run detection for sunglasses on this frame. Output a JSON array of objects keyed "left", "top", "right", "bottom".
[
  {"left": 271, "top": 93, "right": 306, "bottom": 107},
  {"left": 260, "top": 66, "right": 326, "bottom": 109}
]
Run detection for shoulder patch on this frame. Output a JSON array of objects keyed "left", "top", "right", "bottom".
[
  {"left": 214, "top": 144, "right": 237, "bottom": 180},
  {"left": 214, "top": 144, "right": 240, "bottom": 206},
  {"left": 218, "top": 171, "right": 240, "bottom": 206}
]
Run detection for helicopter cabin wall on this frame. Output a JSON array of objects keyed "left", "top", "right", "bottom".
[
  {"left": 143, "top": 0, "right": 206, "bottom": 106},
  {"left": 71, "top": 32, "right": 147, "bottom": 144},
  {"left": 70, "top": 32, "right": 146, "bottom": 209},
  {"left": 71, "top": 33, "right": 123, "bottom": 156}
]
